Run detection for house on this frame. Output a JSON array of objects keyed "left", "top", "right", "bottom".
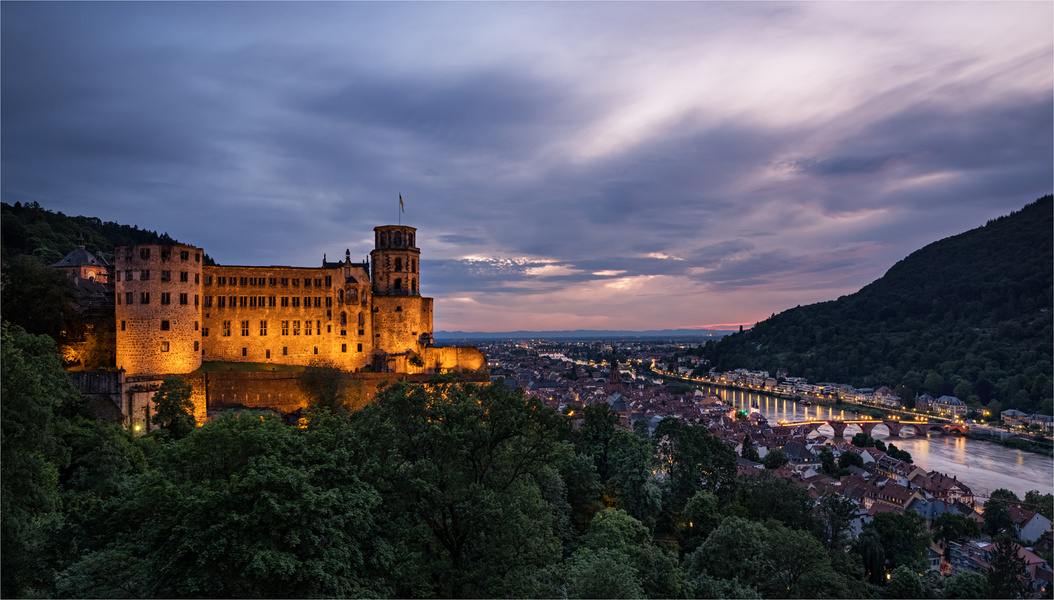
[
  {"left": 1010, "top": 506, "right": 1053, "bottom": 545},
  {"left": 1001, "top": 409, "right": 1029, "bottom": 426}
]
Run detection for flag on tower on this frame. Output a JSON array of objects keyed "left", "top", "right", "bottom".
[{"left": 399, "top": 194, "right": 404, "bottom": 213}]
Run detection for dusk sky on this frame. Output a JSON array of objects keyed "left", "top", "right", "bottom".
[{"left": 3, "top": 2, "right": 1051, "bottom": 333}]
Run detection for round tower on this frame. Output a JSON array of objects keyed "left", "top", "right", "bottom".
[
  {"left": 115, "top": 243, "right": 204, "bottom": 375},
  {"left": 370, "top": 225, "right": 420, "bottom": 296}
]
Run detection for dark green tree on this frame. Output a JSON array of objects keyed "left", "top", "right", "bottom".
[
  {"left": 983, "top": 490, "right": 1019, "bottom": 537},
  {"left": 838, "top": 449, "right": 864, "bottom": 470},
  {"left": 986, "top": 535, "right": 1031, "bottom": 599},
  {"left": 943, "top": 571, "right": 988, "bottom": 599},
  {"left": 1023, "top": 489, "right": 1053, "bottom": 521},
  {"left": 607, "top": 429, "right": 662, "bottom": 531},
  {"left": 762, "top": 448, "right": 789, "bottom": 470},
  {"left": 298, "top": 358, "right": 351, "bottom": 415},
  {"left": 741, "top": 437, "right": 761, "bottom": 462},
  {"left": 885, "top": 565, "right": 928, "bottom": 599},
  {"left": 577, "top": 508, "right": 684, "bottom": 599},
  {"left": 932, "top": 512, "right": 981, "bottom": 559},
  {"left": 151, "top": 375, "right": 195, "bottom": 438},
  {"left": 814, "top": 491, "right": 858, "bottom": 552},
  {"left": 576, "top": 402, "right": 620, "bottom": 481},
  {"left": 865, "top": 511, "right": 931, "bottom": 573},
  {"left": 0, "top": 255, "right": 79, "bottom": 343},
  {"left": 857, "top": 529, "right": 886, "bottom": 585}
]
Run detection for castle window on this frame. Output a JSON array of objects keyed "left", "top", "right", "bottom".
[
  {"left": 222, "top": 321, "right": 231, "bottom": 336},
  {"left": 203, "top": 328, "right": 209, "bottom": 336},
  {"left": 180, "top": 250, "right": 189, "bottom": 261},
  {"left": 325, "top": 276, "right": 332, "bottom": 287},
  {"left": 195, "top": 274, "right": 200, "bottom": 284},
  {"left": 249, "top": 277, "right": 256, "bottom": 286},
  {"left": 291, "top": 297, "right": 300, "bottom": 308},
  {"left": 358, "top": 313, "right": 365, "bottom": 327},
  {"left": 281, "top": 321, "right": 289, "bottom": 335},
  {"left": 126, "top": 270, "right": 133, "bottom": 280},
  {"left": 194, "top": 294, "right": 199, "bottom": 306},
  {"left": 161, "top": 341, "right": 169, "bottom": 352},
  {"left": 314, "top": 278, "right": 322, "bottom": 287},
  {"left": 126, "top": 292, "right": 134, "bottom": 304},
  {"left": 249, "top": 297, "right": 257, "bottom": 308},
  {"left": 395, "top": 306, "right": 402, "bottom": 312},
  {"left": 161, "top": 293, "right": 171, "bottom": 305},
  {"left": 293, "top": 320, "right": 300, "bottom": 335},
  {"left": 140, "top": 248, "right": 151, "bottom": 259},
  {"left": 313, "top": 347, "right": 318, "bottom": 355},
  {"left": 205, "top": 276, "right": 212, "bottom": 285},
  {"left": 116, "top": 271, "right": 121, "bottom": 282},
  {"left": 269, "top": 277, "right": 277, "bottom": 286},
  {"left": 342, "top": 344, "right": 347, "bottom": 353},
  {"left": 340, "top": 312, "right": 347, "bottom": 326},
  {"left": 217, "top": 276, "right": 225, "bottom": 285},
  {"left": 240, "top": 277, "right": 247, "bottom": 286},
  {"left": 395, "top": 258, "right": 402, "bottom": 272},
  {"left": 121, "top": 321, "right": 126, "bottom": 331},
  {"left": 412, "top": 279, "right": 417, "bottom": 293},
  {"left": 239, "top": 296, "right": 247, "bottom": 308},
  {"left": 316, "top": 320, "right": 321, "bottom": 335},
  {"left": 283, "top": 347, "right": 288, "bottom": 356},
  {"left": 341, "top": 329, "right": 347, "bottom": 336},
  {"left": 314, "top": 297, "right": 321, "bottom": 308},
  {"left": 266, "top": 349, "right": 270, "bottom": 359},
  {"left": 304, "top": 296, "right": 311, "bottom": 307},
  {"left": 140, "top": 292, "right": 150, "bottom": 304},
  {"left": 241, "top": 321, "right": 249, "bottom": 336},
  {"left": 161, "top": 271, "right": 171, "bottom": 282},
  {"left": 394, "top": 231, "right": 403, "bottom": 246},
  {"left": 359, "top": 330, "right": 364, "bottom": 336},
  {"left": 338, "top": 289, "right": 343, "bottom": 303},
  {"left": 242, "top": 348, "right": 247, "bottom": 357},
  {"left": 161, "top": 320, "right": 170, "bottom": 331},
  {"left": 194, "top": 341, "right": 199, "bottom": 352},
  {"left": 304, "top": 278, "right": 311, "bottom": 287},
  {"left": 305, "top": 324, "right": 312, "bottom": 336},
  {"left": 282, "top": 277, "right": 289, "bottom": 286},
  {"left": 326, "top": 310, "right": 331, "bottom": 320},
  {"left": 195, "top": 253, "right": 200, "bottom": 262},
  {"left": 259, "top": 296, "right": 265, "bottom": 307},
  {"left": 292, "top": 278, "right": 299, "bottom": 287},
  {"left": 260, "top": 320, "right": 267, "bottom": 336},
  {"left": 327, "top": 325, "right": 331, "bottom": 333},
  {"left": 194, "top": 321, "right": 199, "bottom": 331},
  {"left": 161, "top": 248, "right": 171, "bottom": 261},
  {"left": 141, "top": 270, "right": 150, "bottom": 281},
  {"left": 394, "top": 278, "right": 402, "bottom": 290},
  {"left": 217, "top": 297, "right": 225, "bottom": 308},
  {"left": 117, "top": 295, "right": 121, "bottom": 305},
  {"left": 180, "top": 293, "right": 188, "bottom": 305},
  {"left": 281, "top": 297, "right": 289, "bottom": 307},
  {"left": 268, "top": 296, "right": 276, "bottom": 307},
  {"left": 180, "top": 272, "right": 188, "bottom": 282}
]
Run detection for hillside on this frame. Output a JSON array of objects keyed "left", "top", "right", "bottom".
[{"left": 706, "top": 195, "right": 1053, "bottom": 416}]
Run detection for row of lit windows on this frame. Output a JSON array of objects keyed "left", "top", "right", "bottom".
[
  {"left": 210, "top": 320, "right": 327, "bottom": 336},
  {"left": 204, "top": 275, "right": 333, "bottom": 288},
  {"left": 119, "top": 292, "right": 200, "bottom": 306},
  {"left": 117, "top": 270, "right": 200, "bottom": 283},
  {"left": 129, "top": 248, "right": 200, "bottom": 262},
  {"left": 203, "top": 296, "right": 333, "bottom": 309}
]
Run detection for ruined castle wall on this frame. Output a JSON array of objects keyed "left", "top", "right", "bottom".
[
  {"left": 423, "top": 345, "right": 487, "bottom": 373},
  {"left": 200, "top": 264, "right": 374, "bottom": 371},
  {"left": 371, "top": 295, "right": 432, "bottom": 357},
  {"left": 115, "top": 244, "right": 203, "bottom": 375}
]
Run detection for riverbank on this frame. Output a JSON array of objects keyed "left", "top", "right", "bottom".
[{"left": 964, "top": 431, "right": 1053, "bottom": 457}]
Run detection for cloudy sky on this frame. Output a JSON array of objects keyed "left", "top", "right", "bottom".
[{"left": 3, "top": 2, "right": 1051, "bottom": 332}]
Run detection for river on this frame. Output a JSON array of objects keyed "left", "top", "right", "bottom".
[{"left": 705, "top": 385, "right": 1053, "bottom": 503}]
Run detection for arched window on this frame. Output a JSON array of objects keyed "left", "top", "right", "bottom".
[
  {"left": 409, "top": 234, "right": 414, "bottom": 246},
  {"left": 349, "top": 288, "right": 358, "bottom": 304},
  {"left": 394, "top": 231, "right": 403, "bottom": 247},
  {"left": 340, "top": 312, "right": 347, "bottom": 326}
]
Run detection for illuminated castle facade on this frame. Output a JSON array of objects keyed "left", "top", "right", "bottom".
[{"left": 114, "top": 225, "right": 485, "bottom": 377}]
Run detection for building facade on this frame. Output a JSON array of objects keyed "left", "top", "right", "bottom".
[{"left": 114, "top": 225, "right": 484, "bottom": 378}]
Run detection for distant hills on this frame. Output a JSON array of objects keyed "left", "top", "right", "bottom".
[
  {"left": 435, "top": 328, "right": 735, "bottom": 341},
  {"left": 706, "top": 196, "right": 1053, "bottom": 416}
]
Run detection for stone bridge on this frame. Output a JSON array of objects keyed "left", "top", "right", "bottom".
[{"left": 776, "top": 419, "right": 969, "bottom": 437}]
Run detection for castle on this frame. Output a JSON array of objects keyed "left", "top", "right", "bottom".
[{"left": 104, "top": 224, "right": 486, "bottom": 427}]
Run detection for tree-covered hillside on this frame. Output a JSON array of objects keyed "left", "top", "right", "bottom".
[
  {"left": 706, "top": 196, "right": 1053, "bottom": 416},
  {"left": 1, "top": 201, "right": 187, "bottom": 265}
]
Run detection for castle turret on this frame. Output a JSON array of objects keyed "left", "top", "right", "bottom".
[
  {"left": 115, "top": 243, "right": 204, "bottom": 375},
  {"left": 369, "top": 225, "right": 432, "bottom": 362}
]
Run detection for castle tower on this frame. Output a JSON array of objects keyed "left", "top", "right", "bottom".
[
  {"left": 115, "top": 243, "right": 204, "bottom": 375},
  {"left": 369, "top": 225, "right": 433, "bottom": 363},
  {"left": 370, "top": 225, "right": 420, "bottom": 296}
]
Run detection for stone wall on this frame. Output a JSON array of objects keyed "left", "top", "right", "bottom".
[{"left": 115, "top": 243, "right": 204, "bottom": 375}]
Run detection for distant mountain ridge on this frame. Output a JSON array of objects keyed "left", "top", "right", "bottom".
[
  {"left": 706, "top": 195, "right": 1053, "bottom": 416},
  {"left": 435, "top": 328, "right": 735, "bottom": 341}
]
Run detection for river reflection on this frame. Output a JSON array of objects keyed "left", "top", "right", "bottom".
[{"left": 700, "top": 385, "right": 1053, "bottom": 502}]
